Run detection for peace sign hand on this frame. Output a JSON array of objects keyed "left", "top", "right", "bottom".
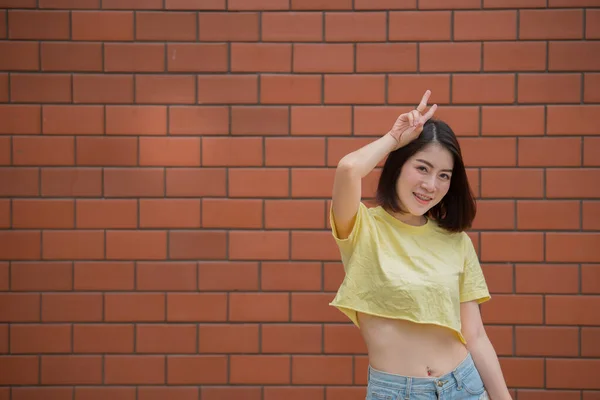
[{"left": 388, "top": 90, "right": 438, "bottom": 150}]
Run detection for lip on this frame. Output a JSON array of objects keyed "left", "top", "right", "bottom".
[{"left": 413, "top": 192, "right": 433, "bottom": 205}]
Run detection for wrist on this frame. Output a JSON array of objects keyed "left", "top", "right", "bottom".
[
  {"left": 385, "top": 130, "right": 398, "bottom": 142},
  {"left": 385, "top": 130, "right": 401, "bottom": 149}
]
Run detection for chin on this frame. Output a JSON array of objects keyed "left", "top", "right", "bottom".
[
  {"left": 402, "top": 195, "right": 435, "bottom": 214},
  {"left": 398, "top": 199, "right": 432, "bottom": 216}
]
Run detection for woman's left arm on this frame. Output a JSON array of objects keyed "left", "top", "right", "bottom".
[{"left": 461, "top": 301, "right": 513, "bottom": 400}]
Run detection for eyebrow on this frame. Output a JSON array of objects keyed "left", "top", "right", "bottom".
[{"left": 415, "top": 159, "right": 453, "bottom": 173}]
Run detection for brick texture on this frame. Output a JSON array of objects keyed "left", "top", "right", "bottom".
[{"left": 0, "top": 2, "right": 598, "bottom": 399}]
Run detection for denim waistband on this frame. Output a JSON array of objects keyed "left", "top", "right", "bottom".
[{"left": 367, "top": 352, "right": 475, "bottom": 393}]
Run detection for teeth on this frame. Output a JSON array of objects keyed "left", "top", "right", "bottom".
[{"left": 414, "top": 193, "right": 432, "bottom": 201}]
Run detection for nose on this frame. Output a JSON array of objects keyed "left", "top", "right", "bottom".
[{"left": 421, "top": 176, "right": 436, "bottom": 192}]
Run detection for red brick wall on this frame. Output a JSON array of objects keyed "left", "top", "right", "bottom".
[{"left": 0, "top": 0, "right": 599, "bottom": 399}]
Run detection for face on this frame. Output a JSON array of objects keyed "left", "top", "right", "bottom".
[{"left": 395, "top": 143, "right": 454, "bottom": 222}]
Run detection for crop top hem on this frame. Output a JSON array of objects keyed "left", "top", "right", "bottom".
[
  {"left": 329, "top": 292, "right": 492, "bottom": 346},
  {"left": 329, "top": 301, "right": 470, "bottom": 344}
]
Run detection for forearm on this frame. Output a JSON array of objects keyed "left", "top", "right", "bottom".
[
  {"left": 338, "top": 132, "right": 398, "bottom": 178},
  {"left": 467, "top": 334, "right": 512, "bottom": 400}
]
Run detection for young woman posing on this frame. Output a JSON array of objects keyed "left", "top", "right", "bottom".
[{"left": 329, "top": 91, "right": 511, "bottom": 400}]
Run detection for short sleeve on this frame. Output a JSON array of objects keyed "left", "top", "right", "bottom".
[
  {"left": 459, "top": 234, "right": 491, "bottom": 304},
  {"left": 329, "top": 202, "right": 373, "bottom": 266}
]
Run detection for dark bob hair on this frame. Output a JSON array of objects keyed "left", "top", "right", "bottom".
[{"left": 375, "top": 118, "right": 476, "bottom": 233}]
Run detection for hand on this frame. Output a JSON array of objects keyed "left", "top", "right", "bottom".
[{"left": 388, "top": 90, "right": 438, "bottom": 150}]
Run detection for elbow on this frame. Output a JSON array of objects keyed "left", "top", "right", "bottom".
[
  {"left": 337, "top": 155, "right": 354, "bottom": 170},
  {"left": 464, "top": 326, "right": 487, "bottom": 347},
  {"left": 337, "top": 156, "right": 359, "bottom": 177}
]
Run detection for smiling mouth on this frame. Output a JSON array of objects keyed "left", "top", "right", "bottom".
[{"left": 413, "top": 192, "right": 433, "bottom": 205}]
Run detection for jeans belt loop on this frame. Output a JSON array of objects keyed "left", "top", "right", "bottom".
[
  {"left": 453, "top": 371, "right": 462, "bottom": 390},
  {"left": 404, "top": 377, "right": 412, "bottom": 400}
]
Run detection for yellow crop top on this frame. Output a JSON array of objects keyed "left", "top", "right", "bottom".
[{"left": 329, "top": 202, "right": 491, "bottom": 344}]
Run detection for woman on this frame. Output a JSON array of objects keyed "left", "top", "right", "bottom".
[{"left": 329, "top": 90, "right": 511, "bottom": 400}]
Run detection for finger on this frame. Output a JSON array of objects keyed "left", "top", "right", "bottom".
[
  {"left": 412, "top": 110, "right": 420, "bottom": 127},
  {"left": 421, "top": 103, "right": 438, "bottom": 123},
  {"left": 416, "top": 90, "right": 431, "bottom": 113},
  {"left": 407, "top": 111, "right": 414, "bottom": 127}
]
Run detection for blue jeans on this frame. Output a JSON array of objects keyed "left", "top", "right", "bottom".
[{"left": 366, "top": 352, "right": 489, "bottom": 400}]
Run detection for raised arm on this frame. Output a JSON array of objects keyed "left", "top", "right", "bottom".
[{"left": 331, "top": 90, "right": 438, "bottom": 239}]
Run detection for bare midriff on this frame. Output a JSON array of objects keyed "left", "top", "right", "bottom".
[{"left": 358, "top": 312, "right": 469, "bottom": 378}]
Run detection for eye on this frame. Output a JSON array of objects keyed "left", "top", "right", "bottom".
[
  {"left": 440, "top": 173, "right": 451, "bottom": 180},
  {"left": 416, "top": 166, "right": 428, "bottom": 172}
]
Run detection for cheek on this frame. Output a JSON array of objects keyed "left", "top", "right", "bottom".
[
  {"left": 398, "top": 169, "right": 420, "bottom": 189},
  {"left": 438, "top": 180, "right": 452, "bottom": 196}
]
